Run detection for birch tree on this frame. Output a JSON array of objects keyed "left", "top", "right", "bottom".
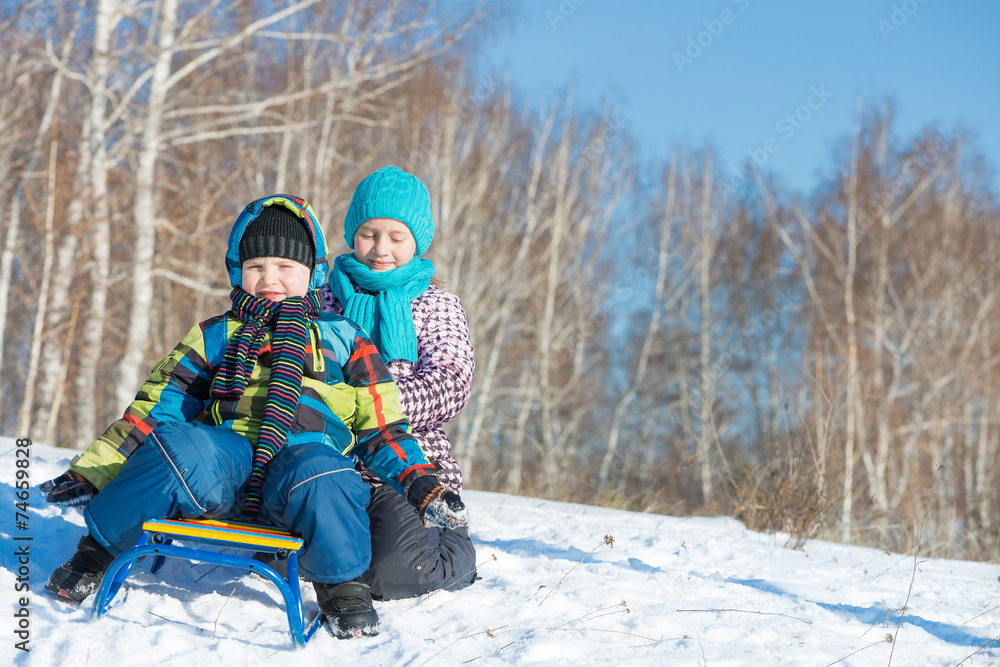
[
  {"left": 111, "top": 0, "right": 492, "bottom": 410},
  {"left": 0, "top": 10, "right": 71, "bottom": 401},
  {"left": 16, "top": 139, "right": 58, "bottom": 434},
  {"left": 112, "top": 0, "right": 179, "bottom": 411},
  {"left": 598, "top": 158, "right": 677, "bottom": 492},
  {"left": 72, "top": 0, "right": 130, "bottom": 447}
]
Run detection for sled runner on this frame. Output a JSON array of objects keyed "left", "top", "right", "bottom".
[{"left": 91, "top": 517, "right": 324, "bottom": 646}]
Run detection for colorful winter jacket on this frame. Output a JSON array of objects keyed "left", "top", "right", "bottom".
[
  {"left": 70, "top": 195, "right": 436, "bottom": 498},
  {"left": 321, "top": 281, "right": 475, "bottom": 493}
]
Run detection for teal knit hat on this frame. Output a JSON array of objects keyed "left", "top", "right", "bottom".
[{"left": 343, "top": 165, "right": 435, "bottom": 255}]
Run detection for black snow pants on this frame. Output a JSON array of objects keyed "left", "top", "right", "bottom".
[{"left": 360, "top": 483, "right": 477, "bottom": 600}]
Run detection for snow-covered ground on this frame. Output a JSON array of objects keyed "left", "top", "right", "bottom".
[{"left": 2, "top": 439, "right": 999, "bottom": 666}]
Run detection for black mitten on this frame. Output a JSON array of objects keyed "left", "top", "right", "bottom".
[
  {"left": 39, "top": 470, "right": 98, "bottom": 508},
  {"left": 406, "top": 475, "right": 470, "bottom": 530}
]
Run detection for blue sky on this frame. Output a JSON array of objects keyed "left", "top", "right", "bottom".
[{"left": 478, "top": 0, "right": 1000, "bottom": 194}]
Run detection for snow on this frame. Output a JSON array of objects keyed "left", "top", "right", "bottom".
[{"left": 3, "top": 439, "right": 999, "bottom": 666}]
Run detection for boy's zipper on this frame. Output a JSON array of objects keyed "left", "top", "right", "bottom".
[{"left": 310, "top": 323, "right": 324, "bottom": 374}]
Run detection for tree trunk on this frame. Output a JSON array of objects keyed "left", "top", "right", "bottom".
[
  {"left": 505, "top": 365, "right": 534, "bottom": 495},
  {"left": 976, "top": 404, "right": 992, "bottom": 530},
  {"left": 17, "top": 139, "right": 58, "bottom": 435},
  {"left": 35, "top": 98, "right": 91, "bottom": 443},
  {"left": 115, "top": 0, "right": 178, "bottom": 412},
  {"left": 73, "top": 0, "right": 120, "bottom": 448},
  {"left": 0, "top": 197, "right": 23, "bottom": 400},
  {"left": 0, "top": 21, "right": 76, "bottom": 401},
  {"left": 34, "top": 235, "right": 79, "bottom": 445},
  {"left": 840, "top": 107, "right": 863, "bottom": 542},
  {"left": 697, "top": 155, "right": 716, "bottom": 503},
  {"left": 870, "top": 127, "right": 893, "bottom": 514}
]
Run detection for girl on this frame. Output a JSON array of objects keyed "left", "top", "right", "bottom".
[{"left": 323, "top": 165, "right": 477, "bottom": 600}]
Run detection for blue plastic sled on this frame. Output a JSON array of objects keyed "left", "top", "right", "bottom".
[{"left": 90, "top": 518, "right": 324, "bottom": 646}]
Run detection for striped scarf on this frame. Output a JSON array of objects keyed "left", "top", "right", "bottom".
[{"left": 213, "top": 286, "right": 322, "bottom": 517}]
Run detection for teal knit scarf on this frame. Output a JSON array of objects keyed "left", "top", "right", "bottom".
[{"left": 328, "top": 253, "right": 434, "bottom": 363}]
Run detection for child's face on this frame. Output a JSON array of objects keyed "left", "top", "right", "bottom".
[
  {"left": 241, "top": 257, "right": 311, "bottom": 302},
  {"left": 353, "top": 218, "right": 417, "bottom": 272}
]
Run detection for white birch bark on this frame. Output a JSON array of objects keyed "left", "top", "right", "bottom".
[
  {"left": 73, "top": 0, "right": 120, "bottom": 448},
  {"left": 538, "top": 118, "right": 570, "bottom": 495},
  {"left": 0, "top": 26, "right": 74, "bottom": 401},
  {"left": 505, "top": 366, "right": 534, "bottom": 495},
  {"left": 840, "top": 106, "right": 863, "bottom": 542},
  {"left": 976, "top": 403, "right": 992, "bottom": 530},
  {"left": 697, "top": 155, "right": 717, "bottom": 502},
  {"left": 0, "top": 187, "right": 24, "bottom": 401},
  {"left": 35, "top": 9, "right": 91, "bottom": 441},
  {"left": 16, "top": 139, "right": 58, "bottom": 434},
  {"left": 114, "top": 0, "right": 178, "bottom": 412},
  {"left": 869, "top": 123, "right": 893, "bottom": 513},
  {"left": 34, "top": 234, "right": 78, "bottom": 445}
]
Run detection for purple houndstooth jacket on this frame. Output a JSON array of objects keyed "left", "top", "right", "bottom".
[{"left": 320, "top": 281, "right": 474, "bottom": 494}]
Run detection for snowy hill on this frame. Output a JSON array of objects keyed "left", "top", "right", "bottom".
[{"left": 2, "top": 438, "right": 999, "bottom": 666}]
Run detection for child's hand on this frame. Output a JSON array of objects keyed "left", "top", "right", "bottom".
[
  {"left": 422, "top": 490, "right": 470, "bottom": 530},
  {"left": 407, "top": 476, "right": 470, "bottom": 530},
  {"left": 39, "top": 470, "right": 98, "bottom": 508}
]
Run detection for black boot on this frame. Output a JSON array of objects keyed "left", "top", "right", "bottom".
[
  {"left": 46, "top": 534, "right": 115, "bottom": 603},
  {"left": 314, "top": 578, "right": 379, "bottom": 639}
]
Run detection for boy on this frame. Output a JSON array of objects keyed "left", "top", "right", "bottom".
[{"left": 40, "top": 195, "right": 469, "bottom": 639}]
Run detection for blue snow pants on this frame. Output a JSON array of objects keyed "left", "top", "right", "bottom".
[{"left": 84, "top": 421, "right": 372, "bottom": 583}]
